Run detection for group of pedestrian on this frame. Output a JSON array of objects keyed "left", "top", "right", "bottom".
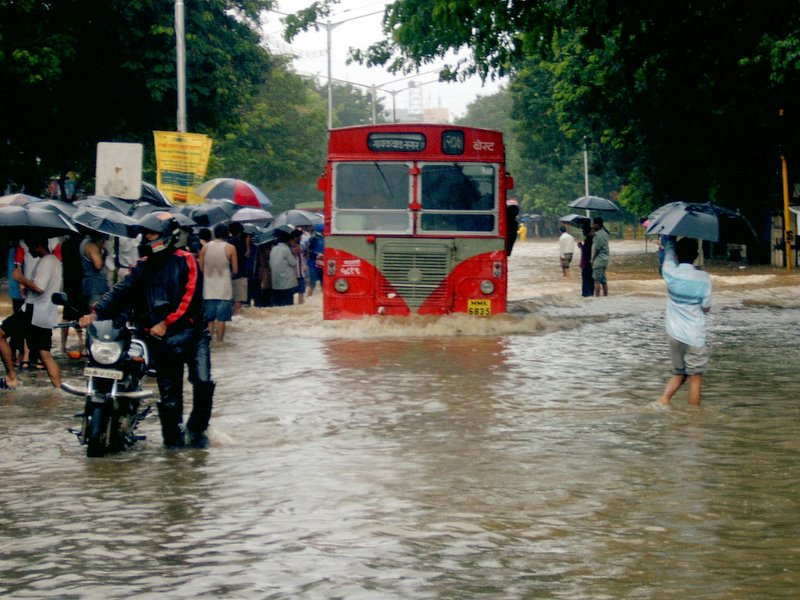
[
  {"left": 558, "top": 216, "right": 609, "bottom": 297},
  {"left": 194, "top": 221, "right": 325, "bottom": 336}
]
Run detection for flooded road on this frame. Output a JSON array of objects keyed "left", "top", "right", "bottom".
[{"left": 2, "top": 240, "right": 800, "bottom": 598}]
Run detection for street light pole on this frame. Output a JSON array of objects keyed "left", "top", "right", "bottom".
[
  {"left": 326, "top": 20, "right": 334, "bottom": 130},
  {"left": 583, "top": 137, "right": 590, "bottom": 216},
  {"left": 322, "top": 10, "right": 383, "bottom": 130},
  {"left": 175, "top": 0, "right": 187, "bottom": 132}
]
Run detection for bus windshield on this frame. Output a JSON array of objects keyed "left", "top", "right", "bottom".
[
  {"left": 331, "top": 161, "right": 499, "bottom": 235},
  {"left": 419, "top": 163, "right": 498, "bottom": 233},
  {"left": 332, "top": 163, "right": 411, "bottom": 233}
]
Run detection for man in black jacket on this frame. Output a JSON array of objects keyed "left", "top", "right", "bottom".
[{"left": 80, "top": 212, "right": 214, "bottom": 448}]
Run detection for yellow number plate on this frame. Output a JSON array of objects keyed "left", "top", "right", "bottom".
[{"left": 467, "top": 299, "right": 492, "bottom": 317}]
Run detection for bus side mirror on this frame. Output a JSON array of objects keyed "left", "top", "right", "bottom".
[
  {"left": 317, "top": 174, "right": 327, "bottom": 192},
  {"left": 506, "top": 174, "right": 515, "bottom": 191}
]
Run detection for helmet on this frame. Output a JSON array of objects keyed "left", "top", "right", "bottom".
[{"left": 136, "top": 211, "right": 180, "bottom": 257}]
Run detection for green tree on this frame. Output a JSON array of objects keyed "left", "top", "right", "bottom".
[
  {"left": 0, "top": 0, "right": 272, "bottom": 197},
  {"left": 327, "top": 0, "right": 800, "bottom": 249}
]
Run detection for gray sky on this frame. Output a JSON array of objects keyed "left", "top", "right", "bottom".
[{"left": 263, "top": 0, "right": 504, "bottom": 119}]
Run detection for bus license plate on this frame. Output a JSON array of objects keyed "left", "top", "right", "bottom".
[
  {"left": 467, "top": 299, "right": 492, "bottom": 317},
  {"left": 84, "top": 367, "right": 124, "bottom": 380}
]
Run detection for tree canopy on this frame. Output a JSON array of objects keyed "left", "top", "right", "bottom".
[
  {"left": 341, "top": 0, "right": 800, "bottom": 232},
  {"left": 0, "top": 0, "right": 272, "bottom": 197}
]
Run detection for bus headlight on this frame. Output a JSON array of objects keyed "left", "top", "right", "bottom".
[
  {"left": 334, "top": 278, "right": 349, "bottom": 293},
  {"left": 480, "top": 280, "right": 495, "bottom": 295},
  {"left": 326, "top": 259, "right": 336, "bottom": 276}
]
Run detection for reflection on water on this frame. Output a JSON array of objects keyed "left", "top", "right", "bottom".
[{"left": 1, "top": 240, "right": 800, "bottom": 598}]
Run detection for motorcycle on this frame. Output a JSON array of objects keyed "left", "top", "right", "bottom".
[{"left": 55, "top": 294, "right": 154, "bottom": 457}]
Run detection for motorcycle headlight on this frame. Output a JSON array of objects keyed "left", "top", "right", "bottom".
[{"left": 89, "top": 340, "right": 125, "bottom": 365}]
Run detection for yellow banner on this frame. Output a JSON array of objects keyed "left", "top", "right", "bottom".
[{"left": 153, "top": 131, "right": 213, "bottom": 204}]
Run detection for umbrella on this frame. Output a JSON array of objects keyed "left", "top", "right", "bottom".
[
  {"left": 560, "top": 213, "right": 591, "bottom": 227},
  {"left": 0, "top": 193, "right": 39, "bottom": 207},
  {"left": 645, "top": 201, "right": 754, "bottom": 243},
  {"left": 189, "top": 200, "right": 242, "bottom": 227},
  {"left": 569, "top": 195, "right": 620, "bottom": 212},
  {"left": 28, "top": 198, "right": 78, "bottom": 218},
  {"left": 72, "top": 206, "right": 137, "bottom": 238},
  {"left": 272, "top": 209, "right": 322, "bottom": 227},
  {"left": 0, "top": 205, "right": 78, "bottom": 238},
  {"left": 254, "top": 226, "right": 278, "bottom": 246},
  {"left": 230, "top": 207, "right": 273, "bottom": 224},
  {"left": 192, "top": 178, "right": 271, "bottom": 208},
  {"left": 129, "top": 202, "right": 163, "bottom": 219},
  {"left": 75, "top": 195, "right": 135, "bottom": 215},
  {"left": 137, "top": 182, "right": 172, "bottom": 207},
  {"left": 170, "top": 211, "right": 197, "bottom": 229}
]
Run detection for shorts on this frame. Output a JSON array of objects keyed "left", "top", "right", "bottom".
[
  {"left": 560, "top": 253, "right": 573, "bottom": 268},
  {"left": 0, "top": 306, "right": 53, "bottom": 352},
  {"left": 309, "top": 267, "right": 323, "bottom": 289},
  {"left": 204, "top": 299, "right": 233, "bottom": 322},
  {"left": 592, "top": 265, "right": 607, "bottom": 284},
  {"left": 669, "top": 336, "right": 709, "bottom": 376},
  {"left": 296, "top": 277, "right": 306, "bottom": 295},
  {"left": 232, "top": 278, "right": 248, "bottom": 303}
]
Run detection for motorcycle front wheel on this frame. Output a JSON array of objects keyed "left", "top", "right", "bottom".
[{"left": 86, "top": 403, "right": 110, "bottom": 458}]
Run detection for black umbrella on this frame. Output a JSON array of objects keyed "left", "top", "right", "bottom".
[
  {"left": 0, "top": 193, "right": 38, "bottom": 206},
  {"left": 72, "top": 206, "right": 137, "bottom": 238},
  {"left": 170, "top": 211, "right": 197, "bottom": 229},
  {"left": 137, "top": 182, "right": 172, "bottom": 207},
  {"left": 560, "top": 213, "right": 591, "bottom": 227},
  {"left": 28, "top": 198, "right": 78, "bottom": 218},
  {"left": 190, "top": 200, "right": 242, "bottom": 227},
  {"left": 75, "top": 195, "right": 136, "bottom": 215},
  {"left": 0, "top": 205, "right": 78, "bottom": 238},
  {"left": 569, "top": 195, "right": 620, "bottom": 212},
  {"left": 129, "top": 202, "right": 162, "bottom": 219},
  {"left": 645, "top": 201, "right": 755, "bottom": 243},
  {"left": 272, "top": 209, "right": 322, "bottom": 227}
]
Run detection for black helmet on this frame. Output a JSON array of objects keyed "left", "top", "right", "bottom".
[{"left": 137, "top": 211, "right": 180, "bottom": 257}]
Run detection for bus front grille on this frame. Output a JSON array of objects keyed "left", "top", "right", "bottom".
[{"left": 377, "top": 244, "right": 452, "bottom": 310}]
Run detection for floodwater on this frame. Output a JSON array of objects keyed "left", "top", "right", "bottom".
[{"left": 2, "top": 239, "right": 800, "bottom": 599}]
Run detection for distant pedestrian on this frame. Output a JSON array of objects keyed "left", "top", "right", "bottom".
[
  {"left": 577, "top": 221, "right": 594, "bottom": 297},
  {"left": 199, "top": 223, "right": 237, "bottom": 342},
  {"left": 227, "top": 222, "right": 249, "bottom": 314},
  {"left": 558, "top": 226, "right": 575, "bottom": 277},
  {"left": 80, "top": 233, "right": 109, "bottom": 307},
  {"left": 505, "top": 198, "right": 520, "bottom": 256},
  {"left": 58, "top": 232, "right": 85, "bottom": 355},
  {"left": 269, "top": 227, "right": 298, "bottom": 307},
  {"left": 306, "top": 223, "right": 325, "bottom": 297},
  {"left": 590, "top": 216, "right": 610, "bottom": 296},
  {"left": 0, "top": 237, "right": 63, "bottom": 390},
  {"left": 658, "top": 237, "right": 712, "bottom": 406}
]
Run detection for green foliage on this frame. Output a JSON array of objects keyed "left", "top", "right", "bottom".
[
  {"left": 0, "top": 0, "right": 272, "bottom": 196},
  {"left": 342, "top": 0, "right": 800, "bottom": 233},
  {"left": 210, "top": 63, "right": 328, "bottom": 213}
]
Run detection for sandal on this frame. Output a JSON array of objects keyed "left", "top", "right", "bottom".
[{"left": 19, "top": 361, "right": 30, "bottom": 371}]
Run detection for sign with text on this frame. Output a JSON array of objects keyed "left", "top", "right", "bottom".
[
  {"left": 96, "top": 142, "right": 143, "bottom": 199},
  {"left": 153, "top": 131, "right": 213, "bottom": 204}
]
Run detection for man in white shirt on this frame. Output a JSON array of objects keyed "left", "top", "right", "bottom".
[
  {"left": 558, "top": 226, "right": 576, "bottom": 277},
  {"left": 0, "top": 237, "right": 63, "bottom": 389},
  {"left": 658, "top": 237, "right": 712, "bottom": 406}
]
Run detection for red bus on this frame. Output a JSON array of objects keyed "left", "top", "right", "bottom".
[{"left": 318, "top": 124, "right": 514, "bottom": 320}]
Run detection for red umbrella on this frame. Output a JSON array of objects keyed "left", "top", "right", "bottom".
[{"left": 191, "top": 178, "right": 271, "bottom": 208}]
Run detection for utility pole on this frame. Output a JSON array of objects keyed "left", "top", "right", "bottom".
[{"left": 175, "top": 0, "right": 186, "bottom": 132}]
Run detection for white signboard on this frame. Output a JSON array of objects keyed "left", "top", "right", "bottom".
[{"left": 96, "top": 142, "right": 143, "bottom": 199}]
